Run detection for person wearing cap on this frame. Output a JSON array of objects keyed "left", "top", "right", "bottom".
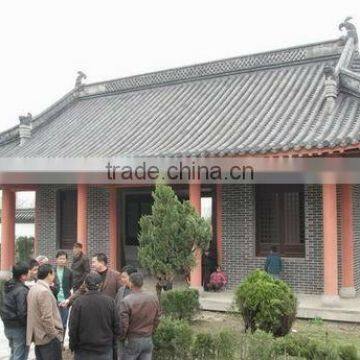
[{"left": 68, "top": 271, "right": 120, "bottom": 360}]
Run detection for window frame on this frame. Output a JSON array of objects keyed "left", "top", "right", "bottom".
[
  {"left": 255, "top": 184, "right": 305, "bottom": 258},
  {"left": 56, "top": 189, "right": 77, "bottom": 250}
]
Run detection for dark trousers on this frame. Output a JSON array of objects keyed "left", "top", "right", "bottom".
[
  {"left": 4, "top": 326, "right": 29, "bottom": 360},
  {"left": 123, "top": 337, "right": 153, "bottom": 360},
  {"left": 58, "top": 306, "right": 69, "bottom": 331},
  {"left": 74, "top": 348, "right": 113, "bottom": 360},
  {"left": 35, "top": 337, "right": 62, "bottom": 360}
]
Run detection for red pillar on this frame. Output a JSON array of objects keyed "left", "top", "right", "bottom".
[
  {"left": 216, "top": 184, "right": 223, "bottom": 266},
  {"left": 189, "top": 183, "right": 202, "bottom": 289},
  {"left": 1, "top": 189, "right": 16, "bottom": 273},
  {"left": 77, "top": 184, "right": 88, "bottom": 253},
  {"left": 109, "top": 188, "right": 118, "bottom": 270},
  {"left": 322, "top": 184, "right": 339, "bottom": 305},
  {"left": 340, "top": 184, "right": 356, "bottom": 297}
]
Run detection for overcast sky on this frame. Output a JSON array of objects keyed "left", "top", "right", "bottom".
[{"left": 0, "top": 0, "right": 359, "bottom": 133}]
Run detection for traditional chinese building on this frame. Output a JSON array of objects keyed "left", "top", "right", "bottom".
[{"left": 1, "top": 19, "right": 360, "bottom": 305}]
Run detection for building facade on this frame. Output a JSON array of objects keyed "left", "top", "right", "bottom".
[{"left": 1, "top": 20, "right": 360, "bottom": 304}]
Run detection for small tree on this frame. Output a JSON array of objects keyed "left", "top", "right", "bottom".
[
  {"left": 16, "top": 236, "right": 34, "bottom": 262},
  {"left": 138, "top": 184, "right": 211, "bottom": 297}
]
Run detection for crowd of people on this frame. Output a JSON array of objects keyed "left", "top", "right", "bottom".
[{"left": 0, "top": 242, "right": 161, "bottom": 360}]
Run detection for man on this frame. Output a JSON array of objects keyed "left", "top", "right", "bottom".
[
  {"left": 27, "top": 264, "right": 63, "bottom": 360},
  {"left": 115, "top": 265, "right": 137, "bottom": 307},
  {"left": 115, "top": 265, "right": 137, "bottom": 360},
  {"left": 25, "top": 259, "right": 39, "bottom": 288},
  {"left": 71, "top": 243, "right": 90, "bottom": 291},
  {"left": 264, "top": 246, "right": 283, "bottom": 280},
  {"left": 119, "top": 272, "right": 161, "bottom": 360},
  {"left": 69, "top": 272, "right": 120, "bottom": 360},
  {"left": 53, "top": 251, "right": 73, "bottom": 334},
  {"left": 67, "top": 253, "right": 122, "bottom": 306},
  {"left": 0, "top": 262, "right": 30, "bottom": 360}
]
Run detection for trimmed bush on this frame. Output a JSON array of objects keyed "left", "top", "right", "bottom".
[
  {"left": 214, "top": 329, "right": 237, "bottom": 360},
  {"left": 234, "top": 270, "right": 297, "bottom": 336},
  {"left": 16, "top": 236, "right": 34, "bottom": 262},
  {"left": 161, "top": 288, "right": 200, "bottom": 321},
  {"left": 191, "top": 329, "right": 237, "bottom": 360},
  {"left": 153, "top": 317, "right": 193, "bottom": 360},
  {"left": 239, "top": 330, "right": 277, "bottom": 360},
  {"left": 274, "top": 333, "right": 359, "bottom": 360},
  {"left": 338, "top": 344, "right": 359, "bottom": 360},
  {"left": 192, "top": 332, "right": 216, "bottom": 359}
]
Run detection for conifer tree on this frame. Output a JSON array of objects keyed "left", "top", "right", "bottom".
[{"left": 138, "top": 184, "right": 211, "bottom": 297}]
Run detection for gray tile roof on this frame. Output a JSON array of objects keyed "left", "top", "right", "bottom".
[
  {"left": 1, "top": 35, "right": 360, "bottom": 157},
  {"left": 0, "top": 208, "right": 34, "bottom": 223}
]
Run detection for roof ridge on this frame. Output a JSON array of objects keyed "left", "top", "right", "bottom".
[
  {"left": 79, "top": 38, "right": 344, "bottom": 98},
  {"left": 0, "top": 37, "right": 348, "bottom": 147}
]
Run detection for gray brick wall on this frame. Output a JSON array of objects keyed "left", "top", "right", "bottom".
[
  {"left": 36, "top": 185, "right": 110, "bottom": 263},
  {"left": 222, "top": 184, "right": 324, "bottom": 294}
]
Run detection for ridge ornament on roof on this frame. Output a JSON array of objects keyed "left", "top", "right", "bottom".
[
  {"left": 75, "top": 71, "right": 87, "bottom": 88},
  {"left": 18, "top": 113, "right": 32, "bottom": 146},
  {"left": 339, "top": 17, "right": 358, "bottom": 45}
]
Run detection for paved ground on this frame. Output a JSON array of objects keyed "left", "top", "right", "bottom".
[{"left": 0, "top": 316, "right": 69, "bottom": 360}]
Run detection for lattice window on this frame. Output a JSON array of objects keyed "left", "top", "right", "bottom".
[
  {"left": 57, "top": 189, "right": 77, "bottom": 250},
  {"left": 256, "top": 184, "right": 305, "bottom": 257}
]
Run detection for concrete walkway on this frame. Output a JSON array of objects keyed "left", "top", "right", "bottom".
[{"left": 200, "top": 291, "right": 360, "bottom": 322}]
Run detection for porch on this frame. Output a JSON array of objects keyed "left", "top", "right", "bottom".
[
  {"left": 1, "top": 183, "right": 359, "bottom": 305},
  {"left": 199, "top": 291, "right": 360, "bottom": 323}
]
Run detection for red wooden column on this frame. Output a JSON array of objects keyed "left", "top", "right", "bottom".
[
  {"left": 322, "top": 184, "right": 340, "bottom": 305},
  {"left": 216, "top": 184, "right": 223, "bottom": 266},
  {"left": 109, "top": 187, "right": 118, "bottom": 270},
  {"left": 189, "top": 183, "right": 202, "bottom": 289},
  {"left": 340, "top": 184, "right": 356, "bottom": 298},
  {"left": 77, "top": 184, "right": 88, "bottom": 253},
  {"left": 1, "top": 189, "right": 16, "bottom": 274}
]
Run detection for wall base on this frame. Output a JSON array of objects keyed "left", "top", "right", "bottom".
[
  {"left": 321, "top": 294, "right": 340, "bottom": 307},
  {"left": 340, "top": 287, "right": 356, "bottom": 298}
]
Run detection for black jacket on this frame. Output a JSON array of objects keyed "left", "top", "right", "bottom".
[
  {"left": 53, "top": 266, "right": 73, "bottom": 301},
  {"left": 0, "top": 280, "right": 29, "bottom": 328},
  {"left": 71, "top": 253, "right": 90, "bottom": 290},
  {"left": 69, "top": 291, "right": 120, "bottom": 353}
]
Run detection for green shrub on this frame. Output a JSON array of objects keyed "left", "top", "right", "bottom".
[
  {"left": 153, "top": 317, "right": 193, "bottom": 360},
  {"left": 214, "top": 329, "right": 237, "bottom": 360},
  {"left": 16, "top": 236, "right": 34, "bottom": 262},
  {"left": 274, "top": 333, "right": 359, "bottom": 360},
  {"left": 161, "top": 288, "right": 200, "bottom": 321},
  {"left": 234, "top": 270, "right": 297, "bottom": 336},
  {"left": 239, "top": 330, "right": 277, "bottom": 360},
  {"left": 192, "top": 332, "right": 216, "bottom": 359},
  {"left": 191, "top": 330, "right": 236, "bottom": 360},
  {"left": 338, "top": 344, "right": 359, "bottom": 360}
]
